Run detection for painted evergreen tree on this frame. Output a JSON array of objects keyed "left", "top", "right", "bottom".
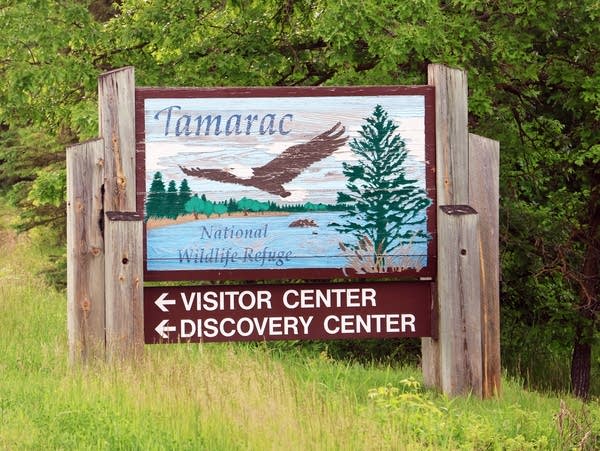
[
  {"left": 177, "top": 178, "right": 192, "bottom": 216},
  {"left": 164, "top": 179, "right": 179, "bottom": 218},
  {"left": 333, "top": 105, "right": 431, "bottom": 263},
  {"left": 145, "top": 171, "right": 166, "bottom": 219}
]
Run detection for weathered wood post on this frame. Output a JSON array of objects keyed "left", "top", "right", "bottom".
[
  {"left": 438, "top": 205, "right": 482, "bottom": 396},
  {"left": 422, "top": 64, "right": 471, "bottom": 394},
  {"left": 67, "top": 67, "right": 143, "bottom": 363},
  {"left": 98, "top": 67, "right": 137, "bottom": 212},
  {"left": 66, "top": 139, "right": 106, "bottom": 362},
  {"left": 469, "top": 134, "right": 501, "bottom": 397},
  {"left": 99, "top": 67, "right": 143, "bottom": 362},
  {"left": 105, "top": 211, "right": 144, "bottom": 361},
  {"left": 422, "top": 64, "right": 500, "bottom": 397}
]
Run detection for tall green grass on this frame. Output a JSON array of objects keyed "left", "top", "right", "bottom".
[{"left": 0, "top": 208, "right": 598, "bottom": 449}]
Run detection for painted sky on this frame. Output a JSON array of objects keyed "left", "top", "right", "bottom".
[{"left": 144, "top": 95, "right": 427, "bottom": 205}]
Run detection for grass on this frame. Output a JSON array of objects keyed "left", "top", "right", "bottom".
[{"left": 0, "top": 206, "right": 599, "bottom": 449}]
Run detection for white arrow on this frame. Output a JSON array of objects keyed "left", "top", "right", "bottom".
[
  {"left": 155, "top": 319, "right": 176, "bottom": 339},
  {"left": 155, "top": 292, "right": 176, "bottom": 312}
]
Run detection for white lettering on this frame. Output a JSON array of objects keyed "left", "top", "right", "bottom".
[
  {"left": 202, "top": 318, "right": 219, "bottom": 338},
  {"left": 237, "top": 318, "right": 254, "bottom": 337},
  {"left": 284, "top": 316, "right": 299, "bottom": 335},
  {"left": 203, "top": 291, "right": 218, "bottom": 311},
  {"left": 363, "top": 288, "right": 376, "bottom": 307},
  {"left": 182, "top": 292, "right": 196, "bottom": 311},
  {"left": 180, "top": 319, "right": 196, "bottom": 338},
  {"left": 183, "top": 316, "right": 313, "bottom": 339},
  {"left": 253, "top": 317, "right": 269, "bottom": 336},
  {"left": 402, "top": 314, "right": 416, "bottom": 332},
  {"left": 220, "top": 318, "right": 236, "bottom": 337},
  {"left": 181, "top": 290, "right": 274, "bottom": 311},
  {"left": 299, "top": 316, "right": 313, "bottom": 334},
  {"left": 322, "top": 314, "right": 417, "bottom": 335},
  {"left": 269, "top": 316, "right": 283, "bottom": 335},
  {"left": 282, "top": 288, "right": 378, "bottom": 309},
  {"left": 324, "top": 315, "right": 339, "bottom": 334},
  {"left": 283, "top": 289, "right": 299, "bottom": 309}
]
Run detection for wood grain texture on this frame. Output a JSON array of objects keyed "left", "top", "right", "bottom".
[
  {"left": 422, "top": 65, "right": 470, "bottom": 391},
  {"left": 105, "top": 214, "right": 143, "bottom": 361},
  {"left": 428, "top": 64, "right": 469, "bottom": 205},
  {"left": 66, "top": 139, "right": 105, "bottom": 363},
  {"left": 99, "top": 66, "right": 136, "bottom": 212},
  {"left": 421, "top": 336, "right": 440, "bottom": 388},
  {"left": 438, "top": 208, "right": 483, "bottom": 397},
  {"left": 469, "top": 133, "right": 501, "bottom": 398},
  {"left": 99, "top": 67, "right": 144, "bottom": 361}
]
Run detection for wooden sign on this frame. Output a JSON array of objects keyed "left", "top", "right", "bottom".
[
  {"left": 144, "top": 281, "right": 432, "bottom": 343},
  {"left": 67, "top": 66, "right": 499, "bottom": 399},
  {"left": 136, "top": 86, "right": 436, "bottom": 282}
]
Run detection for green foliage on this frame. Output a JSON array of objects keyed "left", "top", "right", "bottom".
[
  {"left": 237, "top": 196, "right": 269, "bottom": 213},
  {"left": 184, "top": 194, "right": 214, "bottom": 218},
  {"left": 368, "top": 377, "right": 448, "bottom": 415},
  {"left": 27, "top": 168, "right": 66, "bottom": 208},
  {"left": 0, "top": 0, "right": 103, "bottom": 238},
  {"left": 367, "top": 378, "right": 598, "bottom": 450}
]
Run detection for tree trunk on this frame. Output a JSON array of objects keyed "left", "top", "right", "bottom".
[
  {"left": 571, "top": 334, "right": 591, "bottom": 399},
  {"left": 570, "top": 179, "right": 599, "bottom": 400}
]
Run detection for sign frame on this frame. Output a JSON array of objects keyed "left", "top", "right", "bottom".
[{"left": 135, "top": 86, "right": 436, "bottom": 282}]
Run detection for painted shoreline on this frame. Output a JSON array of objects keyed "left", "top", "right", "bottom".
[{"left": 145, "top": 211, "right": 291, "bottom": 230}]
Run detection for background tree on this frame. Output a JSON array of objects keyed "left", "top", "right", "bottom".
[
  {"left": 0, "top": 0, "right": 104, "bottom": 238},
  {"left": 333, "top": 105, "right": 431, "bottom": 267}
]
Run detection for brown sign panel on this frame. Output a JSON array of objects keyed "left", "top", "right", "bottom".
[
  {"left": 144, "top": 281, "right": 432, "bottom": 343},
  {"left": 136, "top": 86, "right": 436, "bottom": 282}
]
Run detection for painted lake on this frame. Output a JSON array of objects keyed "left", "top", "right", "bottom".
[{"left": 146, "top": 212, "right": 428, "bottom": 272}]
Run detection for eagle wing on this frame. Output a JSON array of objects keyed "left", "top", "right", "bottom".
[
  {"left": 178, "top": 167, "right": 247, "bottom": 185},
  {"left": 252, "top": 122, "right": 348, "bottom": 185}
]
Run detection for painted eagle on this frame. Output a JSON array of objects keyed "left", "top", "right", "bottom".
[{"left": 179, "top": 122, "right": 347, "bottom": 197}]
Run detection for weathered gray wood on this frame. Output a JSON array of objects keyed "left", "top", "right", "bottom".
[
  {"left": 98, "top": 67, "right": 136, "bottom": 212},
  {"left": 428, "top": 64, "right": 469, "bottom": 205},
  {"left": 105, "top": 212, "right": 144, "bottom": 361},
  {"left": 438, "top": 206, "right": 483, "bottom": 397},
  {"left": 422, "top": 64, "right": 471, "bottom": 391},
  {"left": 469, "top": 133, "right": 501, "bottom": 397},
  {"left": 66, "top": 139, "right": 105, "bottom": 363},
  {"left": 99, "top": 66, "right": 144, "bottom": 362},
  {"left": 421, "top": 334, "right": 440, "bottom": 389},
  {"left": 421, "top": 281, "right": 439, "bottom": 388}
]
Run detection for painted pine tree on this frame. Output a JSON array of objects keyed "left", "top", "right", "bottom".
[
  {"left": 333, "top": 105, "right": 431, "bottom": 267},
  {"left": 177, "top": 179, "right": 192, "bottom": 216},
  {"left": 163, "top": 179, "right": 179, "bottom": 218},
  {"left": 145, "top": 171, "right": 166, "bottom": 219}
]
